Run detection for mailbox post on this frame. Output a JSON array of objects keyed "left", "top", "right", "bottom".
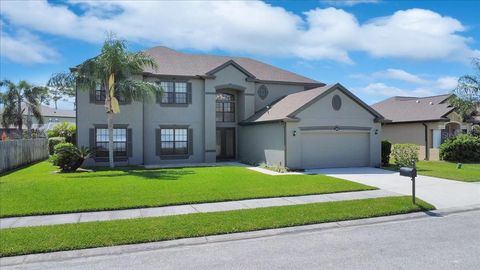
[{"left": 399, "top": 167, "right": 417, "bottom": 204}]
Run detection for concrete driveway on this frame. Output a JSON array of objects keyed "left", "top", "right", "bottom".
[{"left": 307, "top": 167, "right": 480, "bottom": 210}]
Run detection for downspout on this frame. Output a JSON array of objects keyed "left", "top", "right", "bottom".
[
  {"left": 422, "top": 123, "right": 429, "bottom": 160},
  {"left": 142, "top": 92, "right": 146, "bottom": 165},
  {"left": 283, "top": 121, "right": 288, "bottom": 168}
]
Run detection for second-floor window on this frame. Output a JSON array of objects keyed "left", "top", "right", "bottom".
[
  {"left": 95, "top": 83, "right": 106, "bottom": 102},
  {"left": 159, "top": 81, "right": 188, "bottom": 104},
  {"left": 216, "top": 93, "right": 235, "bottom": 122},
  {"left": 94, "top": 82, "right": 126, "bottom": 103}
]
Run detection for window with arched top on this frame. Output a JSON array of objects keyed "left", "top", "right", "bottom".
[{"left": 216, "top": 93, "right": 235, "bottom": 122}]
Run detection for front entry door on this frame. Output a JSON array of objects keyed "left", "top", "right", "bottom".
[{"left": 216, "top": 128, "right": 235, "bottom": 160}]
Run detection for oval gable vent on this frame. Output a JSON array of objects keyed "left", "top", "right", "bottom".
[
  {"left": 332, "top": 95, "right": 342, "bottom": 111},
  {"left": 257, "top": 85, "right": 269, "bottom": 100}
]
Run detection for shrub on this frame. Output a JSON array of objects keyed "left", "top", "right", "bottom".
[
  {"left": 47, "top": 122, "right": 76, "bottom": 143},
  {"left": 259, "top": 163, "right": 288, "bottom": 173},
  {"left": 381, "top": 140, "right": 392, "bottom": 166},
  {"left": 48, "top": 137, "right": 66, "bottom": 155},
  {"left": 50, "top": 143, "right": 91, "bottom": 172},
  {"left": 391, "top": 144, "right": 419, "bottom": 168},
  {"left": 471, "top": 125, "right": 480, "bottom": 137},
  {"left": 440, "top": 134, "right": 480, "bottom": 162}
]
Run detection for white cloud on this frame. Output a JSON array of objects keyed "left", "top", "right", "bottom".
[
  {"left": 0, "top": 28, "right": 59, "bottom": 64},
  {"left": 321, "top": 0, "right": 380, "bottom": 7},
  {"left": 434, "top": 76, "right": 458, "bottom": 91},
  {"left": 0, "top": 1, "right": 478, "bottom": 63},
  {"left": 374, "top": 68, "right": 427, "bottom": 84},
  {"left": 354, "top": 67, "right": 459, "bottom": 98},
  {"left": 358, "top": 82, "right": 438, "bottom": 97}
]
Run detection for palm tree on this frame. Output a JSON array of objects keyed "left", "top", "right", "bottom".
[
  {"left": 72, "top": 35, "right": 159, "bottom": 168},
  {"left": 0, "top": 80, "right": 48, "bottom": 136}
]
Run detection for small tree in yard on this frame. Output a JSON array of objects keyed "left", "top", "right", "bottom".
[
  {"left": 71, "top": 35, "right": 160, "bottom": 168},
  {"left": 47, "top": 73, "right": 75, "bottom": 110},
  {"left": 450, "top": 58, "right": 480, "bottom": 120}
]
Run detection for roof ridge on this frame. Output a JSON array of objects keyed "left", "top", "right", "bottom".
[{"left": 393, "top": 93, "right": 451, "bottom": 100}]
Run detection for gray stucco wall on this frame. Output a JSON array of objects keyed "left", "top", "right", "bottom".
[
  {"left": 254, "top": 83, "right": 305, "bottom": 112},
  {"left": 76, "top": 62, "right": 314, "bottom": 166},
  {"left": 285, "top": 89, "right": 381, "bottom": 169},
  {"left": 238, "top": 122, "right": 285, "bottom": 166},
  {"left": 76, "top": 84, "right": 144, "bottom": 166},
  {"left": 143, "top": 77, "right": 205, "bottom": 165}
]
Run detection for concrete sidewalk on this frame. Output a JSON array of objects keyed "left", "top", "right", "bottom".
[
  {"left": 0, "top": 189, "right": 399, "bottom": 229},
  {"left": 308, "top": 167, "right": 480, "bottom": 210}
]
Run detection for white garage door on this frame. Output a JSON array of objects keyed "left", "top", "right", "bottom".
[{"left": 301, "top": 131, "right": 370, "bottom": 169}]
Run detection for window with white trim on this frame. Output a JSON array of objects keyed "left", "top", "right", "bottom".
[
  {"left": 95, "top": 128, "right": 127, "bottom": 157},
  {"left": 158, "top": 81, "right": 188, "bottom": 104},
  {"left": 160, "top": 128, "right": 188, "bottom": 155}
]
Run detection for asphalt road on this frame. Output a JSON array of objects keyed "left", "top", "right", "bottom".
[{"left": 4, "top": 210, "right": 480, "bottom": 270}]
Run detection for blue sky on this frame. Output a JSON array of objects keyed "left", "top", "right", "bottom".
[{"left": 1, "top": 0, "right": 479, "bottom": 110}]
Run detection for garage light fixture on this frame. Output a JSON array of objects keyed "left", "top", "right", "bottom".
[
  {"left": 375, "top": 129, "right": 378, "bottom": 135},
  {"left": 334, "top": 126, "right": 339, "bottom": 131},
  {"left": 292, "top": 130, "right": 297, "bottom": 136}
]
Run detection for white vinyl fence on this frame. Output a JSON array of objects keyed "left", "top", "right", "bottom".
[{"left": 0, "top": 138, "right": 49, "bottom": 173}]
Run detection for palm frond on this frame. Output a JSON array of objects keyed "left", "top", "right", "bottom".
[{"left": 115, "top": 80, "right": 161, "bottom": 103}]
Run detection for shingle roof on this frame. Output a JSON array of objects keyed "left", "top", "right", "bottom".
[
  {"left": 39, "top": 105, "right": 75, "bottom": 118},
  {"left": 143, "top": 47, "right": 322, "bottom": 85},
  {"left": 243, "top": 84, "right": 384, "bottom": 124},
  {"left": 0, "top": 104, "right": 75, "bottom": 118},
  {"left": 371, "top": 94, "right": 454, "bottom": 123}
]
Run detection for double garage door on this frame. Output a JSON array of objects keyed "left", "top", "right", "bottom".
[{"left": 301, "top": 131, "right": 370, "bottom": 169}]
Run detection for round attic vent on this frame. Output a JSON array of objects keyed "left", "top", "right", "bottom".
[
  {"left": 257, "top": 85, "right": 269, "bottom": 100},
  {"left": 332, "top": 95, "right": 342, "bottom": 111}
]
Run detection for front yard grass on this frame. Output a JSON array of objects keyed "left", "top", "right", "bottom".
[
  {"left": 0, "top": 162, "right": 374, "bottom": 218},
  {"left": 385, "top": 160, "right": 480, "bottom": 182},
  {"left": 0, "top": 196, "right": 434, "bottom": 257}
]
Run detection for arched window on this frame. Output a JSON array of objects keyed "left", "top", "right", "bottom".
[{"left": 216, "top": 93, "right": 235, "bottom": 122}]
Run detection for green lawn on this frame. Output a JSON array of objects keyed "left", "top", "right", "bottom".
[
  {"left": 0, "top": 162, "right": 374, "bottom": 218},
  {"left": 0, "top": 196, "right": 434, "bottom": 257},
  {"left": 385, "top": 161, "right": 480, "bottom": 182}
]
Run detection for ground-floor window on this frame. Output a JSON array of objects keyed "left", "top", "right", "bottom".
[
  {"left": 160, "top": 128, "right": 188, "bottom": 155},
  {"left": 95, "top": 128, "right": 127, "bottom": 157}
]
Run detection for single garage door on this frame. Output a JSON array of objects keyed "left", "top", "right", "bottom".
[{"left": 301, "top": 131, "right": 370, "bottom": 169}]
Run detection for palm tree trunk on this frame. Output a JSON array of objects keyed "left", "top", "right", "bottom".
[{"left": 107, "top": 112, "right": 114, "bottom": 168}]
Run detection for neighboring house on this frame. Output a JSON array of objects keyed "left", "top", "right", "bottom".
[
  {"left": 77, "top": 46, "right": 384, "bottom": 169},
  {"left": 372, "top": 94, "right": 474, "bottom": 161},
  {"left": 0, "top": 104, "right": 76, "bottom": 134}
]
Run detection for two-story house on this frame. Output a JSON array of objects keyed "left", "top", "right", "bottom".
[{"left": 77, "top": 47, "right": 384, "bottom": 169}]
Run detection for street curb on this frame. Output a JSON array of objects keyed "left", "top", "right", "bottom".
[{"left": 2, "top": 206, "right": 479, "bottom": 267}]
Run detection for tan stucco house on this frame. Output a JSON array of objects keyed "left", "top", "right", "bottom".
[
  {"left": 372, "top": 94, "right": 475, "bottom": 160},
  {"left": 77, "top": 47, "right": 385, "bottom": 169}
]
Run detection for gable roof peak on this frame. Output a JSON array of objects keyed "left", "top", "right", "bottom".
[{"left": 142, "top": 46, "right": 322, "bottom": 84}]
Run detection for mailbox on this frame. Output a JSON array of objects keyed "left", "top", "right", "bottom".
[
  {"left": 399, "top": 167, "right": 417, "bottom": 204},
  {"left": 400, "top": 167, "right": 417, "bottom": 178}
]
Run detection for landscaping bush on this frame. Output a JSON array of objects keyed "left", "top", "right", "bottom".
[
  {"left": 471, "top": 125, "right": 480, "bottom": 137},
  {"left": 50, "top": 143, "right": 91, "bottom": 172},
  {"left": 48, "top": 137, "right": 66, "bottom": 155},
  {"left": 440, "top": 134, "right": 480, "bottom": 162},
  {"left": 391, "top": 144, "right": 419, "bottom": 168},
  {"left": 381, "top": 140, "right": 392, "bottom": 166},
  {"left": 47, "top": 122, "right": 76, "bottom": 143}
]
